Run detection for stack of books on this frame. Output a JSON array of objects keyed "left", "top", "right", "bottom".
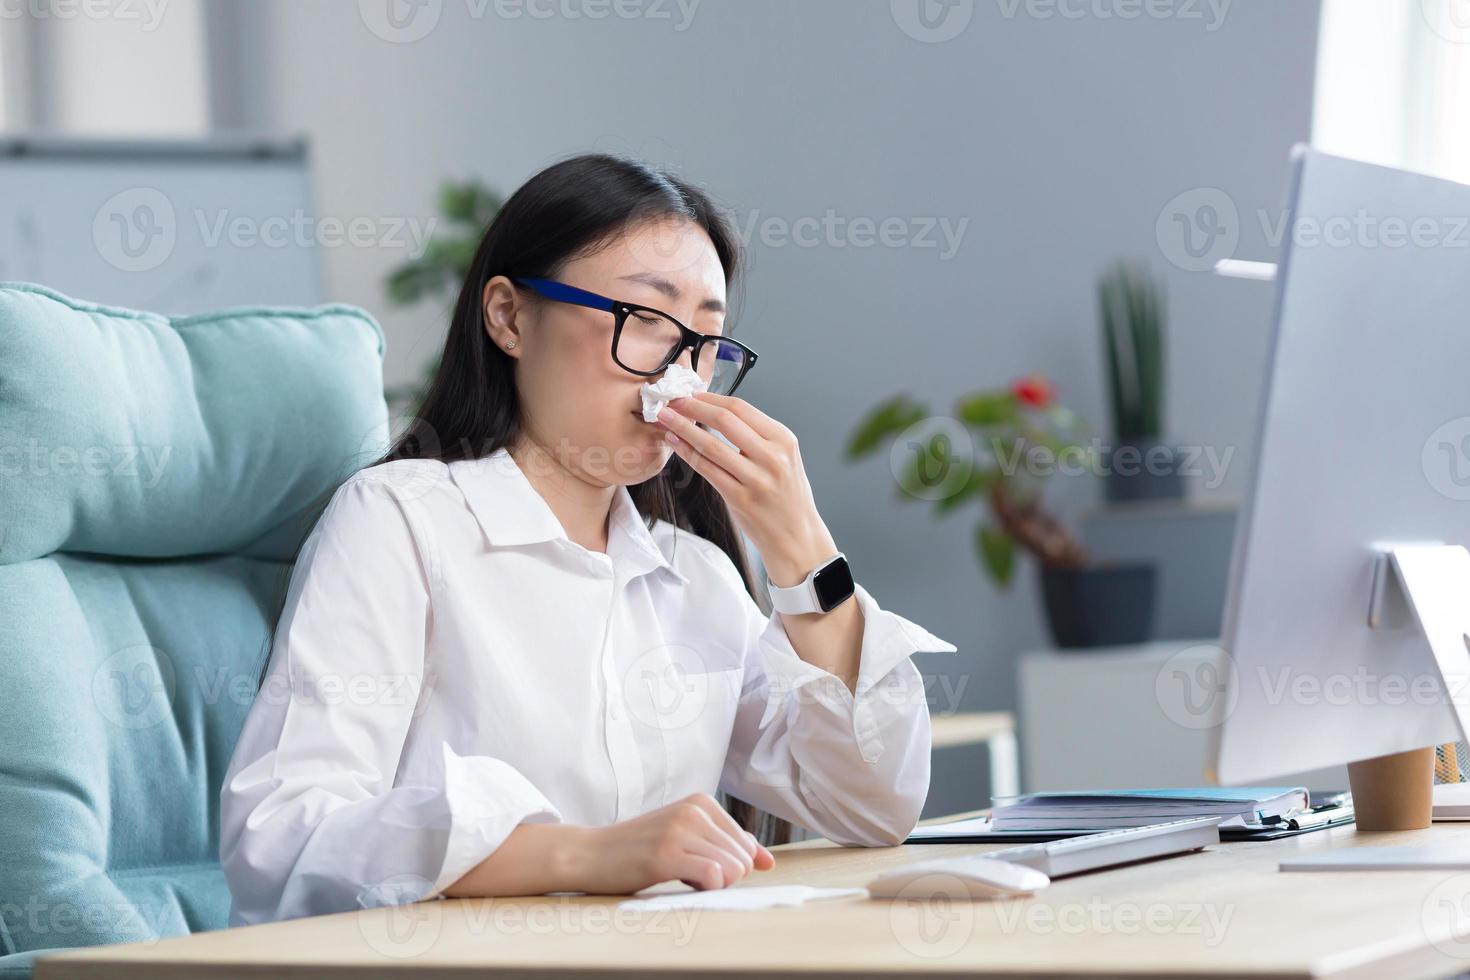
[
  {"left": 987, "top": 787, "right": 1310, "bottom": 831},
  {"left": 906, "top": 787, "right": 1334, "bottom": 843}
]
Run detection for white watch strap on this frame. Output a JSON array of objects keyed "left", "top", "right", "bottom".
[
  {"left": 766, "top": 553, "right": 844, "bottom": 615},
  {"left": 767, "top": 571, "right": 819, "bottom": 614}
]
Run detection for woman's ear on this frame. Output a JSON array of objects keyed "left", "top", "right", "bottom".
[{"left": 482, "top": 276, "right": 523, "bottom": 357}]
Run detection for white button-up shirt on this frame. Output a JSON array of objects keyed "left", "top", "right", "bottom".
[{"left": 220, "top": 447, "right": 957, "bottom": 924}]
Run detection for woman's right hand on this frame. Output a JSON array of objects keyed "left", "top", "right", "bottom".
[{"left": 570, "top": 792, "right": 776, "bottom": 894}]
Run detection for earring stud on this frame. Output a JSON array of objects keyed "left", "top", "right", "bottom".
[{"left": 506, "top": 341, "right": 516, "bottom": 349}]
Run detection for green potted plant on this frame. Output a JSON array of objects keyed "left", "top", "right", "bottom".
[
  {"left": 1099, "top": 261, "right": 1183, "bottom": 502},
  {"left": 383, "top": 178, "right": 505, "bottom": 414},
  {"left": 847, "top": 375, "right": 1155, "bottom": 648}
]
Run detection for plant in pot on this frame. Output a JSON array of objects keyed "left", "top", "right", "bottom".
[
  {"left": 846, "top": 375, "right": 1156, "bottom": 649},
  {"left": 383, "top": 178, "right": 504, "bottom": 414},
  {"left": 1099, "top": 261, "right": 1184, "bottom": 503}
]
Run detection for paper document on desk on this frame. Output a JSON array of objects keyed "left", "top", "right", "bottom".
[
  {"left": 907, "top": 816, "right": 996, "bottom": 840},
  {"left": 620, "top": 885, "right": 868, "bottom": 912}
]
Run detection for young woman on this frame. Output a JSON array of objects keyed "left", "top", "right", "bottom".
[{"left": 219, "top": 153, "right": 957, "bottom": 925}]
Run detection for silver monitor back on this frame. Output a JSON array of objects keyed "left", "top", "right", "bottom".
[{"left": 1209, "top": 146, "right": 1470, "bottom": 784}]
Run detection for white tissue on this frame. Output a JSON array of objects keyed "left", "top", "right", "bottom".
[
  {"left": 640, "top": 362, "right": 709, "bottom": 423},
  {"left": 619, "top": 885, "right": 868, "bottom": 912}
]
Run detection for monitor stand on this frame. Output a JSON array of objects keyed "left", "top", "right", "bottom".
[{"left": 1352, "top": 545, "right": 1470, "bottom": 830}]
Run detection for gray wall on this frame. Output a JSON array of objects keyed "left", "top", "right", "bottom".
[{"left": 217, "top": 0, "right": 1321, "bottom": 816}]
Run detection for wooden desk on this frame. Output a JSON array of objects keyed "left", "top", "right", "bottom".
[{"left": 36, "top": 818, "right": 1470, "bottom": 979}]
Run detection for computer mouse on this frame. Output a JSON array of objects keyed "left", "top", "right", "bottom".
[{"left": 866, "top": 857, "right": 1050, "bottom": 900}]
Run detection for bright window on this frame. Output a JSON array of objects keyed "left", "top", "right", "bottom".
[{"left": 1315, "top": 0, "right": 1470, "bottom": 184}]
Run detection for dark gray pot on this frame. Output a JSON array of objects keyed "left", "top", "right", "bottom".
[
  {"left": 1040, "top": 562, "right": 1157, "bottom": 649},
  {"left": 1104, "top": 439, "right": 1186, "bottom": 503}
]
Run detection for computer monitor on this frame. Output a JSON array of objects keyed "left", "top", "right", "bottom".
[{"left": 1208, "top": 147, "right": 1470, "bottom": 813}]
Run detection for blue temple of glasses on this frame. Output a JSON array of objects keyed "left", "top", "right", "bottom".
[{"left": 512, "top": 277, "right": 615, "bottom": 312}]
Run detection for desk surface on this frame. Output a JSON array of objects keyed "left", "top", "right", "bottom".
[{"left": 36, "top": 816, "right": 1470, "bottom": 979}]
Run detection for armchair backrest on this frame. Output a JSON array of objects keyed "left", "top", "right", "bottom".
[{"left": 0, "top": 283, "right": 389, "bottom": 957}]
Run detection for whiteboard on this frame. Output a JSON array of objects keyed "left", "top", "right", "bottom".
[{"left": 0, "top": 135, "right": 324, "bottom": 314}]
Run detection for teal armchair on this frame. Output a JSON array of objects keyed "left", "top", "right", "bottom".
[{"left": 0, "top": 283, "right": 389, "bottom": 977}]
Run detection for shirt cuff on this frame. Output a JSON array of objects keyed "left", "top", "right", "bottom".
[
  {"left": 429, "top": 742, "right": 563, "bottom": 897},
  {"left": 756, "top": 582, "right": 958, "bottom": 757}
]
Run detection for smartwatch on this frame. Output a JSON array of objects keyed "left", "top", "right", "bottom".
[{"left": 766, "top": 553, "right": 856, "bottom": 614}]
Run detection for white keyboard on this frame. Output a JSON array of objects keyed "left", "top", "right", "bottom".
[
  {"left": 868, "top": 817, "right": 1222, "bottom": 898},
  {"left": 981, "top": 817, "right": 1222, "bottom": 878}
]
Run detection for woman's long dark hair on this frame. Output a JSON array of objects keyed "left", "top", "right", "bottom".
[{"left": 263, "top": 153, "right": 789, "bottom": 845}]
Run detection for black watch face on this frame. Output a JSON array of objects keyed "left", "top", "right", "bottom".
[{"left": 813, "top": 557, "right": 855, "bottom": 611}]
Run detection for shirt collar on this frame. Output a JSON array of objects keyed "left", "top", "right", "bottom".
[{"left": 446, "top": 447, "right": 689, "bottom": 584}]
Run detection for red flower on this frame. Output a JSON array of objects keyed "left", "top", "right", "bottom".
[{"left": 1013, "top": 374, "right": 1053, "bottom": 409}]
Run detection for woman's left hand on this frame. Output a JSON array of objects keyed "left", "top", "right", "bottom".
[{"left": 655, "top": 392, "right": 840, "bottom": 588}]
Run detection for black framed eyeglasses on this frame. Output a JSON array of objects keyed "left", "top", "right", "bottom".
[{"left": 509, "top": 276, "right": 759, "bottom": 397}]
